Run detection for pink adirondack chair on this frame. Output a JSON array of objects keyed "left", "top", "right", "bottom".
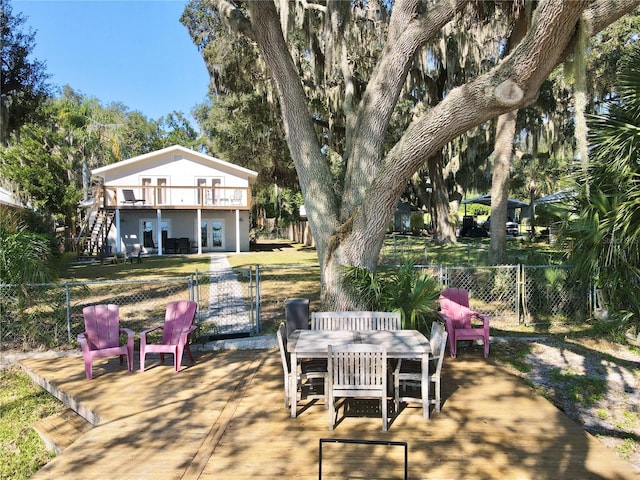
[
  {"left": 139, "top": 300, "right": 198, "bottom": 372},
  {"left": 78, "top": 304, "right": 135, "bottom": 380},
  {"left": 439, "top": 287, "right": 490, "bottom": 358}
]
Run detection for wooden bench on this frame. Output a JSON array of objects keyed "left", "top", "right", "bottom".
[{"left": 311, "top": 311, "right": 402, "bottom": 330}]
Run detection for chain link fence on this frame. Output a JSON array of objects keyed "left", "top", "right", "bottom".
[
  {"left": 443, "top": 265, "right": 520, "bottom": 321},
  {"left": 521, "top": 265, "right": 590, "bottom": 325},
  {"left": 194, "top": 269, "right": 256, "bottom": 337},
  {"left": 1, "top": 263, "right": 591, "bottom": 352},
  {"left": 0, "top": 270, "right": 257, "bottom": 352}
]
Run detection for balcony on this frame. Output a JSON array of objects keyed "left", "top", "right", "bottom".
[{"left": 96, "top": 185, "right": 252, "bottom": 210}]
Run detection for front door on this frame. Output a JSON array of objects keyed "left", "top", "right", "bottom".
[
  {"left": 141, "top": 219, "right": 170, "bottom": 250},
  {"left": 201, "top": 219, "right": 224, "bottom": 250}
]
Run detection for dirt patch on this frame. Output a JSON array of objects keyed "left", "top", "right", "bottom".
[{"left": 509, "top": 337, "right": 640, "bottom": 472}]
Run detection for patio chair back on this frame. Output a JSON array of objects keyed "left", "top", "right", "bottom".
[
  {"left": 327, "top": 343, "right": 388, "bottom": 431},
  {"left": 78, "top": 304, "right": 134, "bottom": 379},
  {"left": 83, "top": 304, "right": 120, "bottom": 350},
  {"left": 162, "top": 300, "right": 197, "bottom": 345},
  {"left": 122, "top": 189, "right": 144, "bottom": 204},
  {"left": 311, "top": 311, "right": 401, "bottom": 330}
]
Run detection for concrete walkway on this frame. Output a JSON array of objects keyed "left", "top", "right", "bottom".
[{"left": 199, "top": 253, "right": 252, "bottom": 335}]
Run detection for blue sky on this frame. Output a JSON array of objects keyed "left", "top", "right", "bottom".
[{"left": 14, "top": 0, "right": 211, "bottom": 122}]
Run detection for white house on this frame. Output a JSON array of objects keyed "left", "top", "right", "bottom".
[
  {"left": 0, "top": 186, "right": 29, "bottom": 210},
  {"left": 81, "top": 145, "right": 258, "bottom": 257}
]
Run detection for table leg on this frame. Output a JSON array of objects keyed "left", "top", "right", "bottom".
[
  {"left": 421, "top": 353, "right": 430, "bottom": 419},
  {"left": 290, "top": 352, "right": 298, "bottom": 418}
]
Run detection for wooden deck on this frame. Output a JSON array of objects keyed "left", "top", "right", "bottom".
[{"left": 19, "top": 347, "right": 638, "bottom": 479}]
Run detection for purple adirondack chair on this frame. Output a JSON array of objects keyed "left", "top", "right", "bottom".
[
  {"left": 439, "top": 288, "right": 490, "bottom": 358},
  {"left": 139, "top": 300, "right": 198, "bottom": 372},
  {"left": 78, "top": 304, "right": 135, "bottom": 380}
]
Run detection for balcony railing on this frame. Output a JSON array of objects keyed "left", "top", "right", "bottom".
[{"left": 96, "top": 186, "right": 252, "bottom": 210}]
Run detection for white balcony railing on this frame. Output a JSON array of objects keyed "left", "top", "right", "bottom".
[{"left": 97, "top": 186, "right": 252, "bottom": 210}]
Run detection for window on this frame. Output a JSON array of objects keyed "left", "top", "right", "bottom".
[
  {"left": 196, "top": 177, "right": 223, "bottom": 205},
  {"left": 197, "top": 178, "right": 207, "bottom": 205},
  {"left": 157, "top": 178, "right": 167, "bottom": 204},
  {"left": 142, "top": 178, "right": 152, "bottom": 203},
  {"left": 141, "top": 219, "right": 170, "bottom": 248}
]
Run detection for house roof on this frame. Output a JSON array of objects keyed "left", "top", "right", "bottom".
[
  {"left": 533, "top": 189, "right": 576, "bottom": 205},
  {"left": 0, "top": 186, "right": 28, "bottom": 209},
  {"left": 92, "top": 145, "right": 258, "bottom": 181}
]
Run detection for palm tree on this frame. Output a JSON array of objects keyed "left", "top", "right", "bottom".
[
  {"left": 563, "top": 45, "right": 640, "bottom": 338},
  {"left": 0, "top": 206, "right": 55, "bottom": 346},
  {"left": 343, "top": 260, "right": 441, "bottom": 333}
]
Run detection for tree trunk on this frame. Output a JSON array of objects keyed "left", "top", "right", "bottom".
[
  {"left": 489, "top": 111, "right": 517, "bottom": 265},
  {"left": 428, "top": 152, "right": 456, "bottom": 244},
  {"left": 488, "top": 7, "right": 530, "bottom": 265}
]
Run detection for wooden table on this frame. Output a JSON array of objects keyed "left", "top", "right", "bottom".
[{"left": 288, "top": 329, "right": 432, "bottom": 419}]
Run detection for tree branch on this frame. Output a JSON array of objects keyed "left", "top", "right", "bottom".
[
  {"left": 297, "top": 0, "right": 327, "bottom": 13},
  {"left": 361, "top": 1, "right": 594, "bottom": 242},
  {"left": 247, "top": 1, "right": 340, "bottom": 259},
  {"left": 209, "top": 0, "right": 254, "bottom": 39},
  {"left": 342, "top": 0, "right": 468, "bottom": 215}
]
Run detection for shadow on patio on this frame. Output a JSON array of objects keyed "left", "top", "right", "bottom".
[{"left": 19, "top": 347, "right": 637, "bottom": 479}]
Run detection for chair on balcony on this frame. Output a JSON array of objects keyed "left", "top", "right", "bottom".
[
  {"left": 231, "top": 189, "right": 243, "bottom": 205},
  {"left": 439, "top": 287, "right": 490, "bottom": 358},
  {"left": 139, "top": 301, "right": 198, "bottom": 372},
  {"left": 121, "top": 189, "right": 145, "bottom": 205},
  {"left": 77, "top": 304, "right": 135, "bottom": 380}
]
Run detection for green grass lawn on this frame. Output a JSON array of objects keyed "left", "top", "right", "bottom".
[
  {"left": 60, "top": 253, "right": 214, "bottom": 282},
  {"left": 381, "top": 235, "right": 566, "bottom": 266},
  {"left": 0, "top": 368, "right": 65, "bottom": 480},
  {"left": 59, "top": 236, "right": 566, "bottom": 283}
]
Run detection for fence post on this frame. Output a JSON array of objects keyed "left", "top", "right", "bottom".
[
  {"left": 516, "top": 264, "right": 521, "bottom": 324},
  {"left": 190, "top": 273, "right": 199, "bottom": 327},
  {"left": 255, "top": 265, "right": 261, "bottom": 334},
  {"left": 248, "top": 267, "right": 255, "bottom": 334},
  {"left": 65, "top": 283, "right": 72, "bottom": 344}
]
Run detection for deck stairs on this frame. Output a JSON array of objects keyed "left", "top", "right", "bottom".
[{"left": 76, "top": 191, "right": 115, "bottom": 258}]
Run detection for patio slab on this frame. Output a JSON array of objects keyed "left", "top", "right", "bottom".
[{"left": 19, "top": 348, "right": 639, "bottom": 479}]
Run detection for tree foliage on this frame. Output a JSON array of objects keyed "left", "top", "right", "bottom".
[
  {"left": 202, "top": 0, "right": 638, "bottom": 309},
  {"left": 0, "top": 84, "right": 203, "bottom": 237},
  {"left": 344, "top": 261, "right": 441, "bottom": 333},
  {"left": 0, "top": 0, "right": 51, "bottom": 144},
  {"left": 0, "top": 206, "right": 54, "bottom": 286},
  {"left": 563, "top": 44, "right": 640, "bottom": 335}
]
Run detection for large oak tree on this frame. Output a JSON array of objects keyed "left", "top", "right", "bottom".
[{"left": 209, "top": 0, "right": 639, "bottom": 309}]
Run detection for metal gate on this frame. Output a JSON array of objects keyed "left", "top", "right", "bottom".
[{"left": 193, "top": 268, "right": 257, "bottom": 336}]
